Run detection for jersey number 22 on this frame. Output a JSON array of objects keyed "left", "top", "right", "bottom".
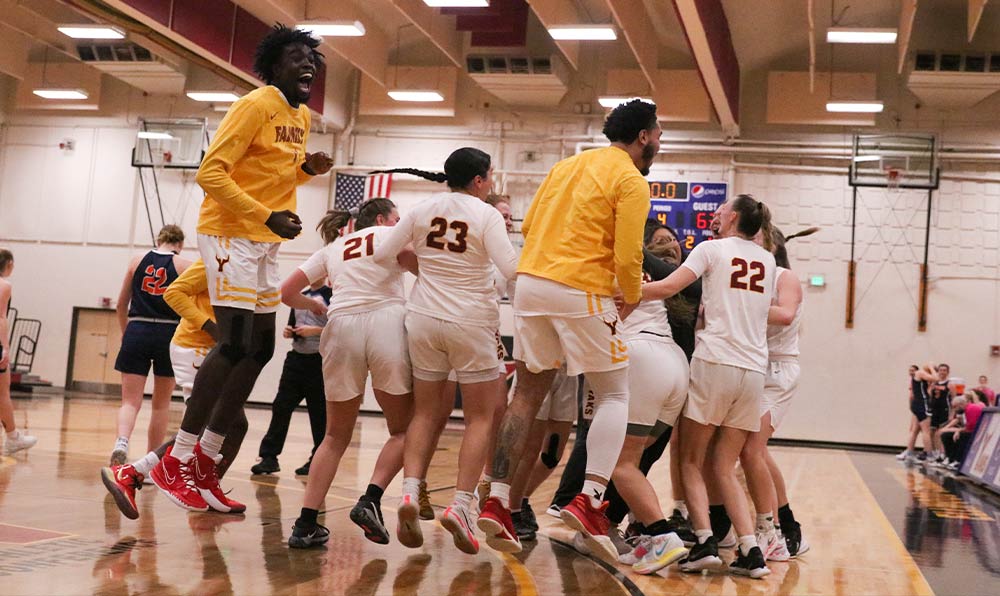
[{"left": 729, "top": 258, "right": 765, "bottom": 293}]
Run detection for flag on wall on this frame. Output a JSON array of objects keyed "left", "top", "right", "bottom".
[{"left": 334, "top": 173, "right": 393, "bottom": 211}]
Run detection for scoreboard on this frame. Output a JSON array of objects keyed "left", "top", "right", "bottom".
[{"left": 648, "top": 181, "right": 728, "bottom": 250}]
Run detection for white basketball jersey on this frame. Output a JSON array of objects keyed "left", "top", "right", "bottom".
[
  {"left": 766, "top": 267, "right": 802, "bottom": 358},
  {"left": 299, "top": 226, "right": 405, "bottom": 317},
  {"left": 682, "top": 237, "right": 776, "bottom": 373},
  {"left": 380, "top": 191, "right": 518, "bottom": 328},
  {"left": 622, "top": 271, "right": 673, "bottom": 340}
]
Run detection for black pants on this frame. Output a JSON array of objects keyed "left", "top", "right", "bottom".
[
  {"left": 258, "top": 351, "right": 326, "bottom": 460},
  {"left": 941, "top": 431, "right": 970, "bottom": 463}
]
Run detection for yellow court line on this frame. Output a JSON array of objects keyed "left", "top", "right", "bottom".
[
  {"left": 843, "top": 455, "right": 935, "bottom": 596},
  {"left": 498, "top": 552, "right": 539, "bottom": 596}
]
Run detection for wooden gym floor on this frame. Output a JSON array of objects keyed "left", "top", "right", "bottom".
[{"left": 1, "top": 392, "right": 995, "bottom": 595}]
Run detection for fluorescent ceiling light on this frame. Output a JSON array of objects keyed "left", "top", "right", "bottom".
[
  {"left": 423, "top": 0, "right": 489, "bottom": 7},
  {"left": 296, "top": 21, "right": 365, "bottom": 37},
  {"left": 33, "top": 89, "right": 89, "bottom": 100},
  {"left": 548, "top": 25, "right": 617, "bottom": 41},
  {"left": 852, "top": 155, "right": 882, "bottom": 162},
  {"left": 826, "top": 28, "right": 897, "bottom": 44},
  {"left": 57, "top": 25, "right": 125, "bottom": 39},
  {"left": 826, "top": 100, "right": 884, "bottom": 113},
  {"left": 388, "top": 90, "right": 444, "bottom": 102},
  {"left": 186, "top": 91, "right": 241, "bottom": 102},
  {"left": 137, "top": 131, "right": 175, "bottom": 140},
  {"left": 599, "top": 96, "right": 653, "bottom": 108}
]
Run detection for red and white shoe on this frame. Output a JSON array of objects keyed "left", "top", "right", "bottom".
[
  {"left": 560, "top": 494, "right": 618, "bottom": 565},
  {"left": 192, "top": 444, "right": 246, "bottom": 514},
  {"left": 150, "top": 447, "right": 209, "bottom": 512},
  {"left": 440, "top": 506, "right": 479, "bottom": 555},
  {"left": 101, "top": 464, "right": 143, "bottom": 520},
  {"left": 397, "top": 494, "right": 424, "bottom": 548},
  {"left": 476, "top": 496, "right": 522, "bottom": 553}
]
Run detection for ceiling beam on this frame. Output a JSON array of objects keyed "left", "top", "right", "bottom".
[
  {"left": 968, "top": 0, "right": 988, "bottom": 42},
  {"left": 604, "top": 0, "right": 658, "bottom": 89},
  {"left": 230, "top": 0, "right": 391, "bottom": 87},
  {"left": 525, "top": 0, "right": 580, "bottom": 70},
  {"left": 391, "top": 0, "right": 464, "bottom": 69},
  {"left": 897, "top": 0, "right": 917, "bottom": 75},
  {"left": 672, "top": 0, "right": 740, "bottom": 137}
]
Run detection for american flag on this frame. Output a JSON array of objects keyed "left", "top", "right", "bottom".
[{"left": 334, "top": 173, "right": 393, "bottom": 211}]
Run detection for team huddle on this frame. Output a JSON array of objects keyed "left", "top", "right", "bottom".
[{"left": 100, "top": 25, "right": 808, "bottom": 582}]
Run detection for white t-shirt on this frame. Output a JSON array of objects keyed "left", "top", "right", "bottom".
[
  {"left": 299, "top": 226, "right": 406, "bottom": 317},
  {"left": 766, "top": 267, "right": 802, "bottom": 358},
  {"left": 375, "top": 191, "right": 519, "bottom": 328},
  {"left": 622, "top": 271, "right": 673, "bottom": 340},
  {"left": 682, "top": 237, "right": 776, "bottom": 373}
]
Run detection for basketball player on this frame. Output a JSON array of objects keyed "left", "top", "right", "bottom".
[
  {"left": 430, "top": 192, "right": 518, "bottom": 514},
  {"left": 478, "top": 99, "right": 660, "bottom": 564},
  {"left": 0, "top": 248, "right": 36, "bottom": 456},
  {"left": 149, "top": 25, "right": 333, "bottom": 512},
  {"left": 903, "top": 363, "right": 938, "bottom": 461},
  {"left": 110, "top": 225, "right": 189, "bottom": 465},
  {"left": 101, "top": 261, "right": 251, "bottom": 518},
  {"left": 736, "top": 219, "right": 801, "bottom": 564},
  {"left": 640, "top": 195, "right": 775, "bottom": 579},
  {"left": 372, "top": 148, "right": 518, "bottom": 556},
  {"left": 285, "top": 200, "right": 418, "bottom": 549},
  {"left": 605, "top": 250, "right": 690, "bottom": 575},
  {"left": 929, "top": 363, "right": 955, "bottom": 461}
]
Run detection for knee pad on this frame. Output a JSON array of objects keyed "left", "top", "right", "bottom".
[
  {"left": 540, "top": 433, "right": 561, "bottom": 469},
  {"left": 252, "top": 332, "right": 275, "bottom": 366}
]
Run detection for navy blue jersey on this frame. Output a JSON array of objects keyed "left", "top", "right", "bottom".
[{"left": 127, "top": 250, "right": 181, "bottom": 322}]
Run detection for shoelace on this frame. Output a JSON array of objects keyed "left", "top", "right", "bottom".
[
  {"left": 179, "top": 460, "right": 200, "bottom": 491},
  {"left": 636, "top": 535, "right": 655, "bottom": 556}
]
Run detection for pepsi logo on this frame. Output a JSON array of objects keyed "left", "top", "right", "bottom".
[{"left": 691, "top": 184, "right": 705, "bottom": 198}]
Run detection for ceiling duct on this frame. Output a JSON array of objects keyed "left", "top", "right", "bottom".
[
  {"left": 465, "top": 54, "right": 567, "bottom": 106},
  {"left": 907, "top": 50, "right": 1000, "bottom": 109},
  {"left": 76, "top": 41, "right": 186, "bottom": 95}
]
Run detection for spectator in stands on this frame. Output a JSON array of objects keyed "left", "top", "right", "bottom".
[{"left": 975, "top": 376, "right": 995, "bottom": 407}]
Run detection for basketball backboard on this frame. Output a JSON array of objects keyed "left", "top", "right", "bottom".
[
  {"left": 849, "top": 133, "right": 939, "bottom": 189},
  {"left": 131, "top": 118, "right": 206, "bottom": 169}
]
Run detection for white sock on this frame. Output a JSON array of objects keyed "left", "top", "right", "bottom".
[
  {"left": 7, "top": 430, "right": 19, "bottom": 440},
  {"left": 171, "top": 429, "right": 198, "bottom": 460},
  {"left": 756, "top": 512, "right": 774, "bottom": 532},
  {"left": 114, "top": 436, "right": 129, "bottom": 449},
  {"left": 490, "top": 482, "right": 511, "bottom": 508},
  {"left": 739, "top": 534, "right": 757, "bottom": 556},
  {"left": 582, "top": 480, "right": 607, "bottom": 508},
  {"left": 482, "top": 474, "right": 494, "bottom": 483},
  {"left": 200, "top": 429, "right": 226, "bottom": 459},
  {"left": 452, "top": 490, "right": 474, "bottom": 512},
  {"left": 583, "top": 368, "right": 629, "bottom": 481},
  {"left": 675, "top": 500, "right": 689, "bottom": 518},
  {"left": 402, "top": 477, "right": 421, "bottom": 500},
  {"left": 132, "top": 452, "right": 160, "bottom": 476},
  {"left": 694, "top": 528, "right": 712, "bottom": 544}
]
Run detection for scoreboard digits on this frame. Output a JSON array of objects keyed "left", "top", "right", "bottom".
[{"left": 647, "top": 181, "right": 728, "bottom": 249}]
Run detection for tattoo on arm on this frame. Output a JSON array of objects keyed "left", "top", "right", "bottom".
[{"left": 491, "top": 413, "right": 525, "bottom": 480}]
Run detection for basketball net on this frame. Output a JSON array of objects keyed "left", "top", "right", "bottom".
[{"left": 885, "top": 167, "right": 901, "bottom": 192}]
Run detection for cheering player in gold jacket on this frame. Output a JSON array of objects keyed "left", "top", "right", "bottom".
[{"left": 148, "top": 25, "right": 333, "bottom": 514}]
